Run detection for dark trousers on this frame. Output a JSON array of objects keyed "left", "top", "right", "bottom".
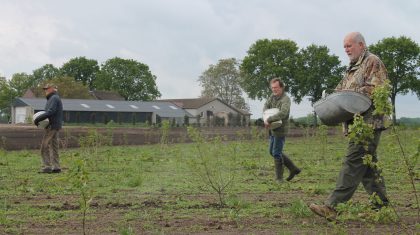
[{"left": 326, "top": 130, "right": 388, "bottom": 207}]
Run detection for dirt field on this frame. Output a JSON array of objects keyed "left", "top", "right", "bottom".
[
  {"left": 0, "top": 125, "right": 418, "bottom": 234},
  {"left": 0, "top": 124, "right": 333, "bottom": 151}
]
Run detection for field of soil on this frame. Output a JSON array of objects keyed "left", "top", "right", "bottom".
[
  {"left": 1, "top": 125, "right": 418, "bottom": 234},
  {"left": 0, "top": 124, "right": 333, "bottom": 151}
]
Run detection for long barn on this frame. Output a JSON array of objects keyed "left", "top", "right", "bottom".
[{"left": 12, "top": 98, "right": 191, "bottom": 125}]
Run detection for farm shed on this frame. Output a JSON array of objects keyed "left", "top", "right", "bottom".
[
  {"left": 160, "top": 97, "right": 251, "bottom": 126},
  {"left": 11, "top": 98, "right": 191, "bottom": 125}
]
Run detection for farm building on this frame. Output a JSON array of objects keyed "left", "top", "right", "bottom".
[
  {"left": 11, "top": 98, "right": 191, "bottom": 125},
  {"left": 161, "top": 98, "right": 251, "bottom": 126}
]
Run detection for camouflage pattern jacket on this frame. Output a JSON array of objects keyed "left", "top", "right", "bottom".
[
  {"left": 263, "top": 93, "right": 290, "bottom": 137},
  {"left": 336, "top": 49, "right": 389, "bottom": 131}
]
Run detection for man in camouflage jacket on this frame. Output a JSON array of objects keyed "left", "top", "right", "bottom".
[
  {"left": 310, "top": 32, "right": 389, "bottom": 220},
  {"left": 263, "top": 78, "right": 301, "bottom": 182}
]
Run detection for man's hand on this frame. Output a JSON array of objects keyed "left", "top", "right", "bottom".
[
  {"left": 264, "top": 120, "right": 270, "bottom": 129},
  {"left": 34, "top": 118, "right": 40, "bottom": 126}
]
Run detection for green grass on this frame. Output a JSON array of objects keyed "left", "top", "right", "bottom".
[{"left": 0, "top": 127, "right": 419, "bottom": 234}]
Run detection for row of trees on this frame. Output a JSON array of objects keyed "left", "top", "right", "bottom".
[
  {"left": 0, "top": 57, "right": 161, "bottom": 121},
  {"left": 200, "top": 36, "right": 420, "bottom": 124}
]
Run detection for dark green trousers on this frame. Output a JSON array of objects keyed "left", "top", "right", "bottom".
[{"left": 326, "top": 130, "right": 388, "bottom": 208}]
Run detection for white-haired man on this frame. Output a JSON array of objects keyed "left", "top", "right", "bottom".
[{"left": 310, "top": 32, "right": 389, "bottom": 220}]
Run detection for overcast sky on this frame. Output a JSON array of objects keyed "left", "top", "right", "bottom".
[{"left": 1, "top": 0, "right": 419, "bottom": 118}]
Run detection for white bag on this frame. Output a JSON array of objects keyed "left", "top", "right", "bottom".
[
  {"left": 263, "top": 108, "right": 282, "bottom": 130},
  {"left": 33, "top": 111, "right": 49, "bottom": 128}
]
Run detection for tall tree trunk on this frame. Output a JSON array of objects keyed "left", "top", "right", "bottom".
[{"left": 391, "top": 94, "right": 397, "bottom": 125}]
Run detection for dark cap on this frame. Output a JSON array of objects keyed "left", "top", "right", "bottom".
[{"left": 42, "top": 83, "right": 57, "bottom": 90}]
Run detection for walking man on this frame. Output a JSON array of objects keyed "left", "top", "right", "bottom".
[
  {"left": 263, "top": 78, "right": 301, "bottom": 182},
  {"left": 34, "top": 83, "right": 63, "bottom": 173},
  {"left": 310, "top": 32, "right": 389, "bottom": 220}
]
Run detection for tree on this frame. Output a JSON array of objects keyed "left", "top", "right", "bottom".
[
  {"left": 369, "top": 36, "right": 420, "bottom": 123},
  {"left": 9, "top": 73, "right": 34, "bottom": 97},
  {"left": 32, "top": 64, "right": 60, "bottom": 86},
  {"left": 32, "top": 76, "right": 93, "bottom": 99},
  {"left": 198, "top": 58, "right": 249, "bottom": 110},
  {"left": 0, "top": 77, "right": 13, "bottom": 121},
  {"left": 60, "top": 57, "right": 100, "bottom": 90},
  {"left": 95, "top": 57, "right": 161, "bottom": 101},
  {"left": 240, "top": 39, "right": 299, "bottom": 100},
  {"left": 292, "top": 44, "right": 345, "bottom": 125}
]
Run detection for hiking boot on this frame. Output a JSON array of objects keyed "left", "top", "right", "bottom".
[
  {"left": 309, "top": 204, "right": 337, "bottom": 221},
  {"left": 38, "top": 168, "right": 52, "bottom": 174}
]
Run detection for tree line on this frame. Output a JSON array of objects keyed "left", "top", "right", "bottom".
[
  {"left": 0, "top": 57, "right": 161, "bottom": 121},
  {"left": 1, "top": 36, "right": 419, "bottom": 124},
  {"left": 202, "top": 36, "right": 420, "bottom": 124}
]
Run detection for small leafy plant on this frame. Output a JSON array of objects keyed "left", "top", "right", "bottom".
[
  {"left": 67, "top": 159, "right": 93, "bottom": 235},
  {"left": 372, "top": 81, "right": 419, "bottom": 219},
  {"left": 287, "top": 199, "right": 312, "bottom": 218},
  {"left": 187, "top": 127, "right": 237, "bottom": 207}
]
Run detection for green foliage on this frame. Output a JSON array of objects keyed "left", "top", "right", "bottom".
[
  {"left": 31, "top": 76, "right": 93, "bottom": 99},
  {"left": 199, "top": 58, "right": 249, "bottom": 111},
  {"left": 67, "top": 158, "right": 93, "bottom": 235},
  {"left": 225, "top": 194, "right": 249, "bottom": 224},
  {"left": 95, "top": 57, "right": 161, "bottom": 101},
  {"left": 0, "top": 78, "right": 13, "bottom": 117},
  {"left": 78, "top": 128, "right": 112, "bottom": 165},
  {"left": 304, "top": 184, "right": 328, "bottom": 196},
  {"left": 398, "top": 117, "right": 420, "bottom": 126},
  {"left": 292, "top": 44, "right": 344, "bottom": 105},
  {"left": 348, "top": 114, "right": 374, "bottom": 147},
  {"left": 79, "top": 129, "right": 102, "bottom": 151},
  {"left": 32, "top": 64, "right": 60, "bottom": 83},
  {"left": 240, "top": 38, "right": 299, "bottom": 100},
  {"left": 187, "top": 127, "right": 237, "bottom": 207},
  {"left": 372, "top": 80, "right": 393, "bottom": 117},
  {"left": 317, "top": 125, "right": 328, "bottom": 164},
  {"left": 160, "top": 120, "right": 171, "bottom": 145},
  {"left": 335, "top": 200, "right": 398, "bottom": 223},
  {"left": 390, "top": 129, "right": 420, "bottom": 218},
  {"left": 369, "top": 36, "right": 420, "bottom": 122},
  {"left": 119, "top": 225, "right": 135, "bottom": 235},
  {"left": 291, "top": 114, "right": 320, "bottom": 127},
  {"left": 9, "top": 73, "right": 34, "bottom": 97},
  {"left": 286, "top": 199, "right": 312, "bottom": 218},
  {"left": 293, "top": 45, "right": 345, "bottom": 126},
  {"left": 369, "top": 36, "right": 420, "bottom": 98},
  {"left": 60, "top": 56, "right": 100, "bottom": 90}
]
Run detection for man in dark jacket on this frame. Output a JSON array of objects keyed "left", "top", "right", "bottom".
[{"left": 34, "top": 84, "right": 63, "bottom": 173}]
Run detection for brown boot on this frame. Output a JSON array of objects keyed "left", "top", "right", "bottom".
[
  {"left": 309, "top": 204, "right": 337, "bottom": 221},
  {"left": 283, "top": 154, "right": 301, "bottom": 181},
  {"left": 274, "top": 158, "right": 284, "bottom": 182}
]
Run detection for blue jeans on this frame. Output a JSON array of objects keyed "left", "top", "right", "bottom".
[{"left": 269, "top": 135, "right": 285, "bottom": 160}]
